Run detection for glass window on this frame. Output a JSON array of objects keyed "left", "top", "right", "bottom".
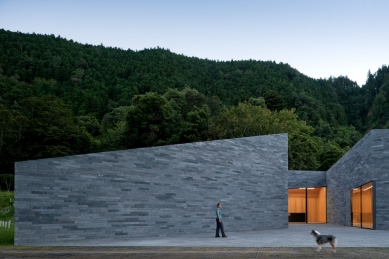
[
  {"left": 288, "top": 187, "right": 326, "bottom": 223},
  {"left": 351, "top": 182, "right": 373, "bottom": 229},
  {"left": 361, "top": 182, "right": 373, "bottom": 229},
  {"left": 288, "top": 189, "right": 306, "bottom": 222},
  {"left": 351, "top": 187, "right": 361, "bottom": 227},
  {"left": 307, "top": 187, "right": 326, "bottom": 223}
]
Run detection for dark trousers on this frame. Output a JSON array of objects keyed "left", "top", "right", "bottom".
[{"left": 215, "top": 219, "right": 226, "bottom": 237}]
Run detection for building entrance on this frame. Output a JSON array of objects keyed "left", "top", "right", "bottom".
[
  {"left": 351, "top": 182, "right": 374, "bottom": 229},
  {"left": 288, "top": 187, "right": 326, "bottom": 223}
]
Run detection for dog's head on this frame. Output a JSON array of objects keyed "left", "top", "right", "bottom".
[{"left": 311, "top": 229, "right": 320, "bottom": 236}]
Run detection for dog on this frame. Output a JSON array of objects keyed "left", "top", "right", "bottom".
[{"left": 310, "top": 229, "right": 337, "bottom": 253}]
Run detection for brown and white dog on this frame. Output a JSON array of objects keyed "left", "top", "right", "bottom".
[{"left": 310, "top": 229, "right": 337, "bottom": 253}]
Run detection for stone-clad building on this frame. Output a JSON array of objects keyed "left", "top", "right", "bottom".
[
  {"left": 14, "top": 129, "right": 389, "bottom": 245},
  {"left": 326, "top": 129, "right": 389, "bottom": 229}
]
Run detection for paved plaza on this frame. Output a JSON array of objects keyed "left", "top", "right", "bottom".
[
  {"left": 2, "top": 224, "right": 389, "bottom": 259},
  {"left": 56, "top": 223, "right": 389, "bottom": 247}
]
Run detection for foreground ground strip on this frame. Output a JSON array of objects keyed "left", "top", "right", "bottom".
[
  {"left": 46, "top": 224, "right": 389, "bottom": 247},
  {"left": 2, "top": 246, "right": 389, "bottom": 259},
  {"left": 4, "top": 224, "right": 388, "bottom": 258}
]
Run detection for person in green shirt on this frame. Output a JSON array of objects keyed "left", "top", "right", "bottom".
[{"left": 215, "top": 203, "right": 227, "bottom": 237}]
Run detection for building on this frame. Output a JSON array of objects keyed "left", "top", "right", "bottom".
[{"left": 14, "top": 129, "right": 389, "bottom": 245}]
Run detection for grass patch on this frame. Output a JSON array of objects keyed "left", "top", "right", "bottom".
[
  {"left": 0, "top": 223, "right": 14, "bottom": 245},
  {"left": 0, "top": 191, "right": 14, "bottom": 245}
]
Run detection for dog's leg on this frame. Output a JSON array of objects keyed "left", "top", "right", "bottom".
[
  {"left": 316, "top": 245, "right": 321, "bottom": 252},
  {"left": 330, "top": 242, "right": 336, "bottom": 253}
]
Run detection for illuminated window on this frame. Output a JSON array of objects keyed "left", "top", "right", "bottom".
[
  {"left": 351, "top": 182, "right": 373, "bottom": 229},
  {"left": 288, "top": 187, "right": 326, "bottom": 223}
]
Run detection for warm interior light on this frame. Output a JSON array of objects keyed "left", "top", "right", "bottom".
[
  {"left": 363, "top": 186, "right": 372, "bottom": 191},
  {"left": 288, "top": 187, "right": 327, "bottom": 223}
]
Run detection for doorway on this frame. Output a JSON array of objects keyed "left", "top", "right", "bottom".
[
  {"left": 288, "top": 187, "right": 326, "bottom": 223},
  {"left": 351, "top": 182, "right": 374, "bottom": 229}
]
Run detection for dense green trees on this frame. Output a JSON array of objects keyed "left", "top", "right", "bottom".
[
  {"left": 207, "top": 103, "right": 320, "bottom": 169},
  {"left": 124, "top": 89, "right": 212, "bottom": 148},
  {"left": 0, "top": 29, "right": 388, "bottom": 182},
  {"left": 124, "top": 92, "right": 181, "bottom": 147},
  {"left": 0, "top": 94, "right": 90, "bottom": 184}
]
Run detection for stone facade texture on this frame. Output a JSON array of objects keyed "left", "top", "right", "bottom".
[
  {"left": 326, "top": 129, "right": 389, "bottom": 229},
  {"left": 15, "top": 134, "right": 288, "bottom": 245},
  {"left": 288, "top": 170, "right": 326, "bottom": 188}
]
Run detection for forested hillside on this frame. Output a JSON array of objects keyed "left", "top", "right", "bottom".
[{"left": 1, "top": 29, "right": 388, "bottom": 182}]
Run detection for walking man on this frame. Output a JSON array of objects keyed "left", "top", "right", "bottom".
[{"left": 215, "top": 203, "right": 227, "bottom": 238}]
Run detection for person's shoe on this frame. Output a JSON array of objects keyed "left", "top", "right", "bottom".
[
  {"left": 222, "top": 235, "right": 227, "bottom": 238},
  {"left": 215, "top": 236, "right": 220, "bottom": 238}
]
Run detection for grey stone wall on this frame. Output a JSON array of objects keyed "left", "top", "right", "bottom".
[
  {"left": 375, "top": 180, "right": 389, "bottom": 229},
  {"left": 288, "top": 170, "right": 326, "bottom": 188},
  {"left": 15, "top": 133, "right": 288, "bottom": 245},
  {"left": 326, "top": 129, "right": 389, "bottom": 229}
]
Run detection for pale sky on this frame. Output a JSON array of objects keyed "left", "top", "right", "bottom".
[{"left": 1, "top": 0, "right": 388, "bottom": 86}]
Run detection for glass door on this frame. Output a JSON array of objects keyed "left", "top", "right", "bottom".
[
  {"left": 288, "top": 188, "right": 306, "bottom": 222},
  {"left": 351, "top": 182, "right": 373, "bottom": 229},
  {"left": 351, "top": 187, "right": 361, "bottom": 227},
  {"left": 288, "top": 187, "right": 326, "bottom": 223},
  {"left": 307, "top": 187, "right": 326, "bottom": 223},
  {"left": 361, "top": 182, "right": 373, "bottom": 229}
]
